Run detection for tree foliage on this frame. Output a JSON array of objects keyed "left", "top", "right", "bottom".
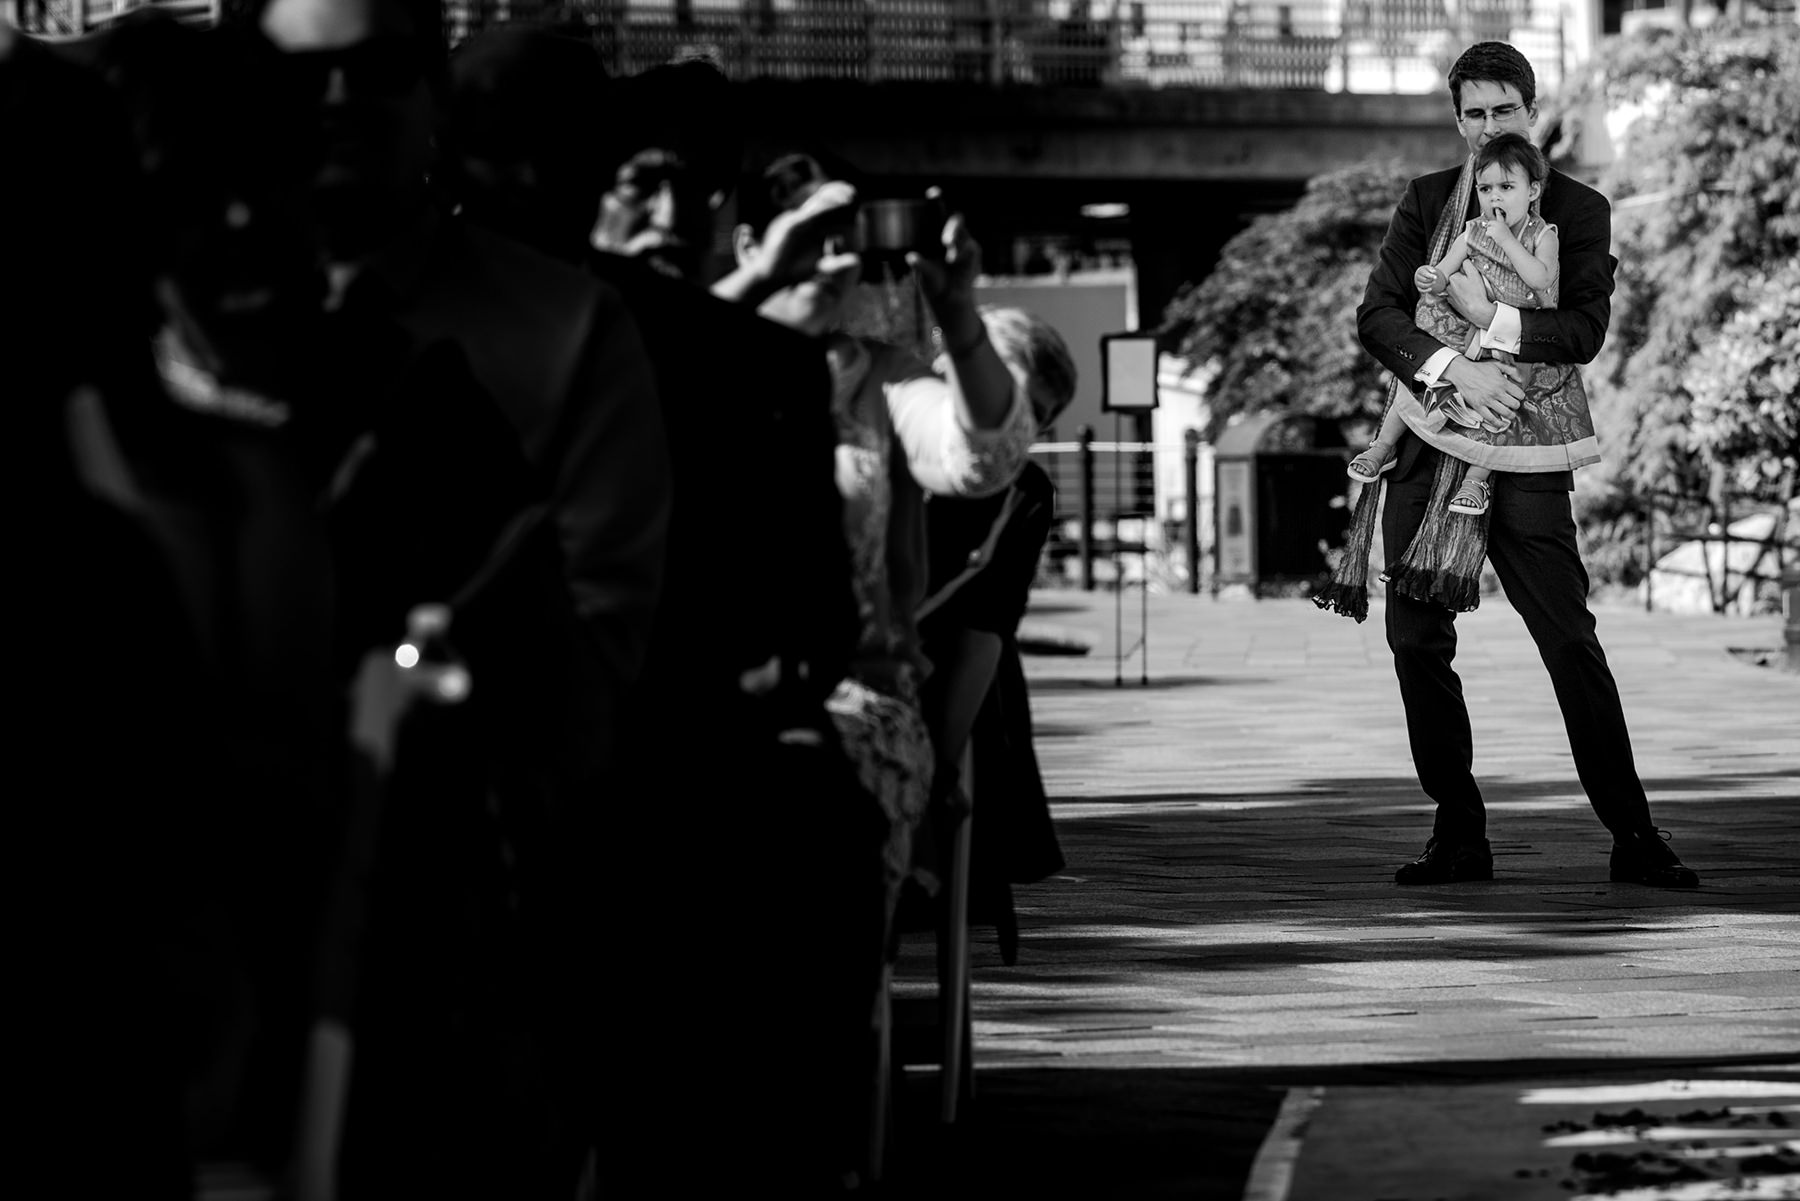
[
  {"left": 1684, "top": 261, "right": 1800, "bottom": 495},
  {"left": 1559, "top": 20, "right": 1800, "bottom": 508},
  {"left": 1160, "top": 20, "right": 1796, "bottom": 596},
  {"left": 1159, "top": 157, "right": 1416, "bottom": 437}
]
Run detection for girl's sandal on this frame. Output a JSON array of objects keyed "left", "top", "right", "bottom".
[
  {"left": 1448, "top": 478, "right": 1491, "bottom": 516},
  {"left": 1347, "top": 445, "right": 1396, "bottom": 484}
]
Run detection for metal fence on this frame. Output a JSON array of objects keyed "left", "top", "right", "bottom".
[
  {"left": 1030, "top": 431, "right": 1212, "bottom": 592},
  {"left": 12, "top": 0, "right": 215, "bottom": 33},
  {"left": 1638, "top": 492, "right": 1797, "bottom": 617},
  {"left": 15, "top": 0, "right": 1569, "bottom": 93},
  {"left": 470, "top": 0, "right": 1569, "bottom": 90}
]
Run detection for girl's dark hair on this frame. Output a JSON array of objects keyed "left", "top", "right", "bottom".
[
  {"left": 1448, "top": 40, "right": 1536, "bottom": 114},
  {"left": 739, "top": 151, "right": 831, "bottom": 239},
  {"left": 1474, "top": 132, "right": 1547, "bottom": 185}
]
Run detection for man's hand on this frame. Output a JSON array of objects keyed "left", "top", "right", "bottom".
[
  {"left": 755, "top": 180, "right": 859, "bottom": 290},
  {"left": 1441, "top": 357, "right": 1523, "bottom": 431},
  {"left": 1445, "top": 263, "right": 1497, "bottom": 328},
  {"left": 713, "top": 180, "right": 859, "bottom": 306},
  {"left": 1446, "top": 262, "right": 1497, "bottom": 324}
]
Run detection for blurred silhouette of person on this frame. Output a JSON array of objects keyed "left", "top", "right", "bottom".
[
  {"left": 441, "top": 23, "right": 610, "bottom": 262},
  {"left": 2, "top": 20, "right": 212, "bottom": 1197},
  {"left": 72, "top": 16, "right": 347, "bottom": 1182},
  {"left": 59, "top": 15, "right": 529, "bottom": 1190},
  {"left": 243, "top": 0, "right": 671, "bottom": 1193},
  {"left": 440, "top": 41, "right": 855, "bottom": 723},
  {"left": 723, "top": 152, "right": 1036, "bottom": 909},
  {"left": 588, "top": 57, "right": 739, "bottom": 281},
  {"left": 442, "top": 45, "right": 876, "bottom": 1189}
]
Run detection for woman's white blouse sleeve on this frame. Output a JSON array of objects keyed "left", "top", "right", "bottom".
[{"left": 880, "top": 349, "right": 1036, "bottom": 499}]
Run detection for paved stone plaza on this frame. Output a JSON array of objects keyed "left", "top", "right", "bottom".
[{"left": 886, "top": 590, "right": 1799, "bottom": 1199}]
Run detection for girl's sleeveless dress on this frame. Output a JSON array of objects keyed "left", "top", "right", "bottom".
[{"left": 1395, "top": 213, "right": 1601, "bottom": 473}]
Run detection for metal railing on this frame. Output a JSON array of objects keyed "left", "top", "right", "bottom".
[
  {"left": 1638, "top": 492, "right": 1798, "bottom": 617},
  {"left": 15, "top": 0, "right": 1569, "bottom": 93},
  {"left": 514, "top": 0, "right": 1568, "bottom": 91},
  {"left": 12, "top": 0, "right": 216, "bottom": 35},
  {"left": 1031, "top": 427, "right": 1208, "bottom": 593}
]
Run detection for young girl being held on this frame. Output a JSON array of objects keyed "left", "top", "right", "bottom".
[{"left": 1348, "top": 133, "right": 1570, "bottom": 515}]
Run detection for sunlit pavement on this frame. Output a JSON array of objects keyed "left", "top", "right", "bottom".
[{"left": 884, "top": 590, "right": 1799, "bottom": 1199}]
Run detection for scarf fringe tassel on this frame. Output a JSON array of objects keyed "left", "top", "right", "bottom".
[
  {"left": 1313, "top": 473, "right": 1383, "bottom": 624},
  {"left": 1388, "top": 452, "right": 1489, "bottom": 613}
]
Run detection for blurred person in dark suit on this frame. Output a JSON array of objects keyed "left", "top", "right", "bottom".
[
  {"left": 439, "top": 22, "right": 610, "bottom": 263},
  {"left": 439, "top": 41, "right": 855, "bottom": 732},
  {"left": 587, "top": 56, "right": 739, "bottom": 282},
  {"left": 249, "top": 0, "right": 669, "bottom": 770},
  {"left": 68, "top": 16, "right": 345, "bottom": 1182},
  {"left": 441, "top": 43, "right": 878, "bottom": 1191},
  {"left": 54, "top": 16, "right": 547, "bottom": 1192},
  {"left": 2, "top": 20, "right": 211, "bottom": 1197},
  {"left": 240, "top": 0, "right": 671, "bottom": 1193}
]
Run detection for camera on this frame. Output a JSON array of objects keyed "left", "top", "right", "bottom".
[{"left": 853, "top": 197, "right": 944, "bottom": 275}]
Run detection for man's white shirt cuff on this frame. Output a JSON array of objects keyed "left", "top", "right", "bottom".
[
  {"left": 1415, "top": 347, "right": 1459, "bottom": 387},
  {"left": 1479, "top": 302, "right": 1523, "bottom": 354}
]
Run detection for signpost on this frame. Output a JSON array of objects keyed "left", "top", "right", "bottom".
[{"left": 1101, "top": 333, "right": 1159, "bottom": 686}]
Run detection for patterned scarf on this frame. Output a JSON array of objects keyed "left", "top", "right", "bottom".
[
  {"left": 1396, "top": 154, "right": 1478, "bottom": 430},
  {"left": 1314, "top": 155, "right": 1477, "bottom": 623}
]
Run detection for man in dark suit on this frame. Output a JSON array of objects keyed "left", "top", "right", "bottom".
[
  {"left": 579, "top": 73, "right": 882, "bottom": 1193},
  {"left": 1356, "top": 41, "right": 1697, "bottom": 889}
]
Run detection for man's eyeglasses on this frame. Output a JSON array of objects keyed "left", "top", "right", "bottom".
[
  {"left": 1460, "top": 102, "right": 1524, "bottom": 123},
  {"left": 277, "top": 36, "right": 427, "bottom": 100}
]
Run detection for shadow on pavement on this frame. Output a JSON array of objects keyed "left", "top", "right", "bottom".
[
  {"left": 881, "top": 1068, "right": 1280, "bottom": 1199},
  {"left": 1306, "top": 771, "right": 1800, "bottom": 803},
  {"left": 1025, "top": 674, "right": 1266, "bottom": 692},
  {"left": 877, "top": 1054, "right": 1800, "bottom": 1199}
]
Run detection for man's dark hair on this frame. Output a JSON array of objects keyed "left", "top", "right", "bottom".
[
  {"left": 1448, "top": 40, "right": 1536, "bottom": 114},
  {"left": 606, "top": 59, "right": 740, "bottom": 200},
  {"left": 1475, "top": 132, "right": 1547, "bottom": 185},
  {"left": 443, "top": 24, "right": 610, "bottom": 255}
]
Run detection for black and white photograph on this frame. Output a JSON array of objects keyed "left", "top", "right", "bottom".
[{"left": 3, "top": 0, "right": 1796, "bottom": 1195}]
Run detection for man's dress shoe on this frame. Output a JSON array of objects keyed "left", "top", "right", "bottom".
[
  {"left": 1610, "top": 828, "right": 1700, "bottom": 888},
  {"left": 1395, "top": 836, "right": 1495, "bottom": 885}
]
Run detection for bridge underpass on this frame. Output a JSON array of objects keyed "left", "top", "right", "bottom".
[{"left": 730, "top": 82, "right": 1466, "bottom": 324}]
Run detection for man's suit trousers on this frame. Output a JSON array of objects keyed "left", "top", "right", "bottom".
[{"left": 1380, "top": 441, "right": 1656, "bottom": 843}]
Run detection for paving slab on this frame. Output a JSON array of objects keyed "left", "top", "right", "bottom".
[
  {"left": 885, "top": 591, "right": 1799, "bottom": 1197},
  {"left": 1282, "top": 1070, "right": 1800, "bottom": 1201}
]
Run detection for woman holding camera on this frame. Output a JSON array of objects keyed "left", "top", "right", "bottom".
[{"left": 715, "top": 153, "right": 1035, "bottom": 897}]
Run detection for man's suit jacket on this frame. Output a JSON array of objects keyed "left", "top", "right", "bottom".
[
  {"left": 586, "top": 250, "right": 857, "bottom": 735},
  {"left": 1356, "top": 163, "right": 1617, "bottom": 489},
  {"left": 362, "top": 215, "right": 672, "bottom": 785}
]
